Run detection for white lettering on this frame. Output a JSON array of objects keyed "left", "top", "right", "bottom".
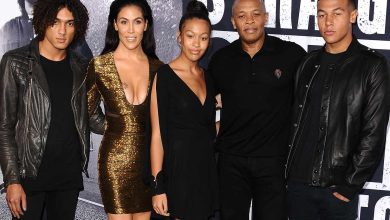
[
  {"left": 199, "top": 0, "right": 225, "bottom": 25},
  {"left": 211, "top": 30, "right": 239, "bottom": 43},
  {"left": 374, "top": 196, "right": 390, "bottom": 220},
  {"left": 357, "top": 0, "right": 387, "bottom": 34},
  {"left": 264, "top": 0, "right": 276, "bottom": 28},
  {"left": 359, "top": 195, "right": 369, "bottom": 219},
  {"left": 297, "top": 0, "right": 318, "bottom": 30},
  {"left": 280, "top": 0, "right": 293, "bottom": 29}
]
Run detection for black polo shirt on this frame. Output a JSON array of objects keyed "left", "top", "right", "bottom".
[{"left": 208, "top": 35, "right": 306, "bottom": 157}]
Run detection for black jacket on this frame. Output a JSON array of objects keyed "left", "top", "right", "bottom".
[
  {"left": 286, "top": 38, "right": 390, "bottom": 199},
  {"left": 0, "top": 38, "right": 90, "bottom": 188}
]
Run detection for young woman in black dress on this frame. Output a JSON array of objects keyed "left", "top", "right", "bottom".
[{"left": 150, "top": 1, "right": 218, "bottom": 219}]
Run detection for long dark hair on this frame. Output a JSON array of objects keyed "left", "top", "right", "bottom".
[{"left": 101, "top": 0, "right": 158, "bottom": 59}]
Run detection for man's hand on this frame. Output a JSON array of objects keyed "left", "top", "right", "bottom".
[
  {"left": 6, "top": 184, "right": 26, "bottom": 219},
  {"left": 152, "top": 193, "right": 170, "bottom": 216},
  {"left": 333, "top": 192, "right": 350, "bottom": 202}
]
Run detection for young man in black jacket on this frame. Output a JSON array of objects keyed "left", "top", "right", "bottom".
[
  {"left": 0, "top": 0, "right": 93, "bottom": 61},
  {"left": 286, "top": 0, "right": 390, "bottom": 219},
  {"left": 0, "top": 0, "right": 90, "bottom": 219}
]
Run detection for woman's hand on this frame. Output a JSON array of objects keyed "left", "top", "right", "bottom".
[{"left": 152, "top": 193, "right": 170, "bottom": 216}]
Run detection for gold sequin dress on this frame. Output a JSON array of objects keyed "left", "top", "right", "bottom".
[{"left": 86, "top": 52, "right": 163, "bottom": 214}]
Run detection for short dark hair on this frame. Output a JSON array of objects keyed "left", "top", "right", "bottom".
[
  {"left": 348, "top": 0, "right": 356, "bottom": 9},
  {"left": 179, "top": 0, "right": 211, "bottom": 32},
  {"left": 317, "top": 0, "right": 356, "bottom": 9},
  {"left": 32, "top": 0, "right": 89, "bottom": 43},
  {"left": 101, "top": 0, "right": 158, "bottom": 59}
]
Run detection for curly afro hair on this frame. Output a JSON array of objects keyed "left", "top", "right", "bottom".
[{"left": 32, "top": 0, "right": 89, "bottom": 43}]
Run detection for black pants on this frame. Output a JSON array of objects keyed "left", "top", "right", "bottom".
[
  {"left": 218, "top": 153, "right": 287, "bottom": 220},
  {"left": 12, "top": 189, "right": 79, "bottom": 220},
  {"left": 287, "top": 182, "right": 358, "bottom": 220}
]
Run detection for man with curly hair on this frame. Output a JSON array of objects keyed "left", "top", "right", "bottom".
[
  {"left": 0, "top": 0, "right": 93, "bottom": 61},
  {"left": 0, "top": 0, "right": 91, "bottom": 219}
]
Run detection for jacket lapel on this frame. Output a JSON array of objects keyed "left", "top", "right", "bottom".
[
  {"left": 29, "top": 39, "right": 50, "bottom": 98},
  {"left": 69, "top": 53, "right": 85, "bottom": 99}
]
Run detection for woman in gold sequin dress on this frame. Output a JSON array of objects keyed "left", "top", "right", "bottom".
[{"left": 86, "top": 0, "right": 162, "bottom": 219}]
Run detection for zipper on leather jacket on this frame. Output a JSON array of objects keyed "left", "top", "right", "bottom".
[
  {"left": 20, "top": 56, "right": 34, "bottom": 179},
  {"left": 71, "top": 75, "right": 89, "bottom": 174},
  {"left": 285, "top": 64, "right": 321, "bottom": 178},
  {"left": 20, "top": 168, "right": 26, "bottom": 179}
]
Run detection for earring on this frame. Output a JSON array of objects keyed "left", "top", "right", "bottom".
[{"left": 176, "top": 36, "right": 182, "bottom": 48}]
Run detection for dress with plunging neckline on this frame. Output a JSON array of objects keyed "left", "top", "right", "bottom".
[
  {"left": 155, "top": 64, "right": 219, "bottom": 220},
  {"left": 111, "top": 52, "right": 151, "bottom": 106},
  {"left": 86, "top": 52, "right": 163, "bottom": 214},
  {"left": 168, "top": 64, "right": 207, "bottom": 106}
]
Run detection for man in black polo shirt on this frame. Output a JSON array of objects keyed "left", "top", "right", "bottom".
[
  {"left": 208, "top": 0, "right": 305, "bottom": 219},
  {"left": 0, "top": 0, "right": 90, "bottom": 219},
  {"left": 285, "top": 0, "right": 390, "bottom": 219}
]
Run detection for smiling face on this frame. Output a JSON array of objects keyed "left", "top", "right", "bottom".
[
  {"left": 231, "top": 0, "right": 268, "bottom": 45},
  {"left": 317, "top": 0, "right": 358, "bottom": 53},
  {"left": 114, "top": 5, "right": 147, "bottom": 52},
  {"left": 41, "top": 7, "right": 75, "bottom": 52},
  {"left": 178, "top": 18, "right": 210, "bottom": 62}
]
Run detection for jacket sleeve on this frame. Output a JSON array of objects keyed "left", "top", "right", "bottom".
[
  {"left": 86, "top": 59, "right": 105, "bottom": 135},
  {"left": 0, "top": 54, "right": 20, "bottom": 187},
  {"left": 335, "top": 57, "right": 390, "bottom": 199}
]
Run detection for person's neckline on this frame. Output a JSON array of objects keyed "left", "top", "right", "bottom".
[{"left": 40, "top": 54, "right": 68, "bottom": 63}]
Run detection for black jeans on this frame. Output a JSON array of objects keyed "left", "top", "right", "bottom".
[
  {"left": 218, "top": 153, "right": 287, "bottom": 220},
  {"left": 287, "top": 182, "right": 358, "bottom": 220},
  {"left": 12, "top": 189, "right": 79, "bottom": 220}
]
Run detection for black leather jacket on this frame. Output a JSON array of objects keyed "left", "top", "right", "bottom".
[
  {"left": 0, "top": 38, "right": 90, "bottom": 188},
  {"left": 286, "top": 38, "right": 390, "bottom": 199}
]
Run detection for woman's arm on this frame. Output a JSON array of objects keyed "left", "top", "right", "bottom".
[
  {"left": 215, "top": 94, "right": 222, "bottom": 135},
  {"left": 150, "top": 74, "right": 169, "bottom": 217}
]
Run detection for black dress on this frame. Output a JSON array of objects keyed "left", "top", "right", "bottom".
[{"left": 155, "top": 64, "right": 218, "bottom": 220}]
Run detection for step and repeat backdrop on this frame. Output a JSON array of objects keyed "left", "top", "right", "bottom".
[{"left": 1, "top": 0, "right": 390, "bottom": 219}]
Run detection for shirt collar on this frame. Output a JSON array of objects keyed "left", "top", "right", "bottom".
[
  {"left": 233, "top": 33, "right": 276, "bottom": 55},
  {"left": 316, "top": 36, "right": 363, "bottom": 65}
]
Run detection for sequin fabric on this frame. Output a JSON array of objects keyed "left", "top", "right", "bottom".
[{"left": 86, "top": 52, "right": 163, "bottom": 214}]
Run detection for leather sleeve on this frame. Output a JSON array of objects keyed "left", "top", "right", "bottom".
[
  {"left": 337, "top": 57, "right": 390, "bottom": 199},
  {"left": 0, "top": 54, "right": 20, "bottom": 186},
  {"left": 86, "top": 59, "right": 105, "bottom": 135}
]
